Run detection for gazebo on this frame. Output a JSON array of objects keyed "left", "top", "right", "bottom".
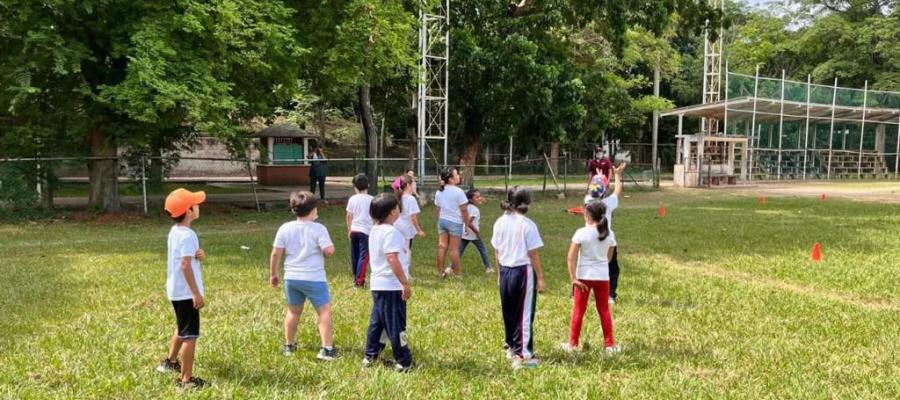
[{"left": 254, "top": 124, "right": 317, "bottom": 186}]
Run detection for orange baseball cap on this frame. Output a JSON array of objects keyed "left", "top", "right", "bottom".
[{"left": 165, "top": 188, "right": 206, "bottom": 217}]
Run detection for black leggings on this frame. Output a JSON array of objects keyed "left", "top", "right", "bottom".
[{"left": 609, "top": 246, "right": 619, "bottom": 300}]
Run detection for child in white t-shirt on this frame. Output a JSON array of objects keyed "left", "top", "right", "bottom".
[
  {"left": 269, "top": 191, "right": 337, "bottom": 360},
  {"left": 491, "top": 186, "right": 545, "bottom": 369},
  {"left": 561, "top": 200, "right": 619, "bottom": 355},
  {"left": 392, "top": 174, "right": 425, "bottom": 252},
  {"left": 600, "top": 163, "right": 625, "bottom": 303},
  {"left": 362, "top": 193, "right": 414, "bottom": 372},
  {"left": 434, "top": 167, "right": 469, "bottom": 277},
  {"left": 158, "top": 188, "right": 207, "bottom": 389},
  {"left": 460, "top": 189, "right": 493, "bottom": 273},
  {"left": 345, "top": 174, "right": 373, "bottom": 287}
]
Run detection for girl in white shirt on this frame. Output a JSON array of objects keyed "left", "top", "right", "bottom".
[
  {"left": 491, "top": 186, "right": 545, "bottom": 368},
  {"left": 393, "top": 174, "right": 426, "bottom": 251},
  {"left": 434, "top": 167, "right": 470, "bottom": 277},
  {"left": 561, "top": 200, "right": 620, "bottom": 354}
]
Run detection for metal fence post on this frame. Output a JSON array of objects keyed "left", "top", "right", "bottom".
[
  {"left": 246, "top": 157, "right": 261, "bottom": 212},
  {"left": 141, "top": 155, "right": 148, "bottom": 215}
]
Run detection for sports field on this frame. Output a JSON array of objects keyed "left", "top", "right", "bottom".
[{"left": 2, "top": 188, "right": 900, "bottom": 398}]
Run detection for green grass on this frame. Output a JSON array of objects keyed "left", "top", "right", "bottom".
[{"left": 3, "top": 189, "right": 900, "bottom": 398}]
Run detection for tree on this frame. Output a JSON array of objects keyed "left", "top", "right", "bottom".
[
  {"left": 0, "top": 0, "right": 304, "bottom": 212},
  {"left": 290, "top": 0, "right": 417, "bottom": 194}
]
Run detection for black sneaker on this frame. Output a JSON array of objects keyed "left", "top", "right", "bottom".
[
  {"left": 283, "top": 343, "right": 297, "bottom": 356},
  {"left": 176, "top": 376, "right": 206, "bottom": 390},
  {"left": 156, "top": 358, "right": 181, "bottom": 374},
  {"left": 317, "top": 347, "right": 337, "bottom": 361}
]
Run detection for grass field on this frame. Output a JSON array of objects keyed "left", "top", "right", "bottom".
[{"left": 3, "top": 188, "right": 900, "bottom": 398}]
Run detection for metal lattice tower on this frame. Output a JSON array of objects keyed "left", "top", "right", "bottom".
[
  {"left": 417, "top": 0, "right": 449, "bottom": 181},
  {"left": 701, "top": 0, "right": 724, "bottom": 135}
]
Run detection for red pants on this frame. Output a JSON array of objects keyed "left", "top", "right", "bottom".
[{"left": 568, "top": 280, "right": 614, "bottom": 347}]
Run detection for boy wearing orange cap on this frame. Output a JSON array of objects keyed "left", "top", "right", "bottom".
[{"left": 156, "top": 188, "right": 207, "bottom": 389}]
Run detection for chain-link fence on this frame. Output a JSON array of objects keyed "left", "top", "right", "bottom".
[{"left": 1, "top": 143, "right": 669, "bottom": 213}]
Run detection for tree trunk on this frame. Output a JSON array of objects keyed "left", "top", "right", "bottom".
[
  {"left": 549, "top": 142, "right": 560, "bottom": 176},
  {"left": 317, "top": 104, "right": 327, "bottom": 144},
  {"left": 408, "top": 127, "right": 417, "bottom": 172},
  {"left": 87, "top": 127, "right": 121, "bottom": 212},
  {"left": 458, "top": 111, "right": 483, "bottom": 187},
  {"left": 148, "top": 146, "right": 164, "bottom": 193},
  {"left": 359, "top": 84, "right": 378, "bottom": 195}
]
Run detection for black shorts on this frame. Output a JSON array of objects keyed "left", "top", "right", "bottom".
[{"left": 171, "top": 299, "right": 200, "bottom": 339}]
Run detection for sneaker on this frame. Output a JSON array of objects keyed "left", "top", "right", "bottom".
[
  {"left": 395, "top": 363, "right": 414, "bottom": 373},
  {"left": 559, "top": 342, "right": 580, "bottom": 353},
  {"left": 511, "top": 356, "right": 540, "bottom": 369},
  {"left": 317, "top": 347, "right": 337, "bottom": 361},
  {"left": 485, "top": 268, "right": 495, "bottom": 274},
  {"left": 156, "top": 358, "right": 181, "bottom": 374},
  {"left": 604, "top": 344, "right": 622, "bottom": 356},
  {"left": 176, "top": 376, "right": 207, "bottom": 390},
  {"left": 361, "top": 357, "right": 375, "bottom": 368},
  {"left": 502, "top": 343, "right": 515, "bottom": 360},
  {"left": 443, "top": 266, "right": 453, "bottom": 276},
  {"left": 608, "top": 297, "right": 617, "bottom": 305},
  {"left": 283, "top": 343, "right": 297, "bottom": 356}
]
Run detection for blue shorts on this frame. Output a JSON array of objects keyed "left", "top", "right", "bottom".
[
  {"left": 284, "top": 280, "right": 331, "bottom": 308},
  {"left": 438, "top": 218, "right": 464, "bottom": 237}
]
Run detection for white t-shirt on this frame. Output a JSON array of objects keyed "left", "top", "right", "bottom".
[
  {"left": 166, "top": 225, "right": 205, "bottom": 301},
  {"left": 600, "top": 194, "right": 618, "bottom": 242},
  {"left": 273, "top": 220, "right": 334, "bottom": 282},
  {"left": 368, "top": 224, "right": 410, "bottom": 291},
  {"left": 490, "top": 213, "right": 543, "bottom": 267},
  {"left": 346, "top": 193, "right": 374, "bottom": 234},
  {"left": 394, "top": 194, "right": 421, "bottom": 240},
  {"left": 461, "top": 204, "right": 480, "bottom": 241},
  {"left": 434, "top": 185, "right": 468, "bottom": 224},
  {"left": 572, "top": 225, "right": 617, "bottom": 280}
]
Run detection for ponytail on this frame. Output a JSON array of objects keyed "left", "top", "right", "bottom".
[
  {"left": 595, "top": 215, "right": 609, "bottom": 241},
  {"left": 583, "top": 200, "right": 609, "bottom": 241},
  {"left": 393, "top": 174, "right": 413, "bottom": 212},
  {"left": 438, "top": 167, "right": 455, "bottom": 192},
  {"left": 500, "top": 186, "right": 532, "bottom": 214}
]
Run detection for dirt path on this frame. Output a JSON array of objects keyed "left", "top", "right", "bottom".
[{"left": 671, "top": 181, "right": 900, "bottom": 203}]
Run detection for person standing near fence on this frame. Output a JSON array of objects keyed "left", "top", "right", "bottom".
[
  {"left": 309, "top": 145, "right": 327, "bottom": 200},
  {"left": 586, "top": 146, "right": 611, "bottom": 190}
]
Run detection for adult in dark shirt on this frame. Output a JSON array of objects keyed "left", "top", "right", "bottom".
[
  {"left": 309, "top": 145, "right": 327, "bottom": 199},
  {"left": 586, "top": 146, "right": 611, "bottom": 187}
]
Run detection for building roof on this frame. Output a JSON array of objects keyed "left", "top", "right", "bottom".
[
  {"left": 661, "top": 97, "right": 900, "bottom": 125},
  {"left": 254, "top": 124, "right": 315, "bottom": 138}
]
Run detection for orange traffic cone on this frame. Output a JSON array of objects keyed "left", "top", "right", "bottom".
[
  {"left": 658, "top": 204, "right": 667, "bottom": 219},
  {"left": 820, "top": 193, "right": 827, "bottom": 202},
  {"left": 810, "top": 242, "right": 822, "bottom": 262},
  {"left": 759, "top": 196, "right": 767, "bottom": 205}
]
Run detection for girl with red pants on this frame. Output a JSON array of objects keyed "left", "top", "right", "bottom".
[{"left": 561, "top": 200, "right": 620, "bottom": 354}]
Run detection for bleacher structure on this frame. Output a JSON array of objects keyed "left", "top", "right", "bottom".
[{"left": 662, "top": 68, "right": 900, "bottom": 186}]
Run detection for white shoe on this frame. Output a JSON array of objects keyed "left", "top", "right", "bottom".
[
  {"left": 361, "top": 357, "right": 375, "bottom": 368},
  {"left": 511, "top": 356, "right": 540, "bottom": 369},
  {"left": 559, "top": 342, "right": 580, "bottom": 353},
  {"left": 443, "top": 266, "right": 453, "bottom": 276},
  {"left": 485, "top": 268, "right": 495, "bottom": 274},
  {"left": 604, "top": 344, "right": 622, "bottom": 356},
  {"left": 503, "top": 344, "right": 515, "bottom": 360},
  {"left": 608, "top": 297, "right": 616, "bottom": 305}
]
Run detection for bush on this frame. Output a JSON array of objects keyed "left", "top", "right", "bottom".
[{"left": 0, "top": 162, "right": 46, "bottom": 219}]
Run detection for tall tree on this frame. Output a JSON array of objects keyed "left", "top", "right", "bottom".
[{"left": 0, "top": 0, "right": 304, "bottom": 212}]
